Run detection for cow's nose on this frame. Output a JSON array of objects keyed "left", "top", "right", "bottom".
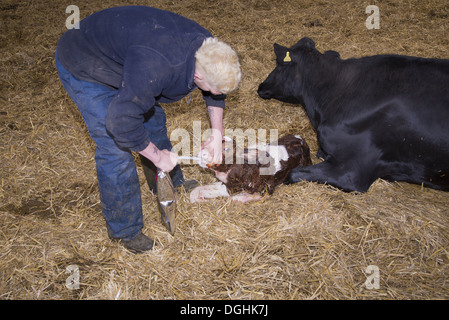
[{"left": 257, "top": 84, "right": 271, "bottom": 99}]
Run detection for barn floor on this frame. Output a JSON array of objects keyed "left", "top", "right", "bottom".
[{"left": 1, "top": 0, "right": 448, "bottom": 300}]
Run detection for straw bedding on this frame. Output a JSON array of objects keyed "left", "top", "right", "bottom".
[{"left": 1, "top": 0, "right": 448, "bottom": 299}]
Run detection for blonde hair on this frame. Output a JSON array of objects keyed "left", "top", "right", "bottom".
[{"left": 195, "top": 37, "right": 241, "bottom": 94}]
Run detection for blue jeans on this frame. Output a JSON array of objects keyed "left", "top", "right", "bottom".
[{"left": 55, "top": 52, "right": 183, "bottom": 241}]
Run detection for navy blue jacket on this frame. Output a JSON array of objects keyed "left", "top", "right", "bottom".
[{"left": 57, "top": 6, "right": 226, "bottom": 152}]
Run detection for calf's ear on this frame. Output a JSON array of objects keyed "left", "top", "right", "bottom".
[{"left": 274, "top": 43, "right": 294, "bottom": 65}]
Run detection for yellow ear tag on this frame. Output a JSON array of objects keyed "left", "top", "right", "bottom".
[{"left": 283, "top": 51, "right": 292, "bottom": 63}]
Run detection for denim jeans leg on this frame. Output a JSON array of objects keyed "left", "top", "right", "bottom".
[
  {"left": 55, "top": 52, "right": 143, "bottom": 241},
  {"left": 143, "top": 104, "right": 184, "bottom": 186}
]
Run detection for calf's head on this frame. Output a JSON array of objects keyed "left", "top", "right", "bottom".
[
  {"left": 204, "top": 136, "right": 268, "bottom": 184},
  {"left": 257, "top": 37, "right": 318, "bottom": 104}
]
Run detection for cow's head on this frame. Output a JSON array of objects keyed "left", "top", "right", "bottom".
[{"left": 257, "top": 37, "right": 318, "bottom": 105}]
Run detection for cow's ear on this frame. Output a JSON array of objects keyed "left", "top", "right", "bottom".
[
  {"left": 292, "top": 37, "right": 316, "bottom": 50},
  {"left": 324, "top": 50, "right": 341, "bottom": 59},
  {"left": 274, "top": 43, "right": 294, "bottom": 65}
]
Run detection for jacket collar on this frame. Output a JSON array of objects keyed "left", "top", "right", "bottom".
[{"left": 187, "top": 36, "right": 207, "bottom": 91}]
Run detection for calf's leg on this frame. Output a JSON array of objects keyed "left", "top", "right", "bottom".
[{"left": 190, "top": 183, "right": 230, "bottom": 203}]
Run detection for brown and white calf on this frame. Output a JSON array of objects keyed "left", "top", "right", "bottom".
[{"left": 190, "top": 134, "right": 312, "bottom": 203}]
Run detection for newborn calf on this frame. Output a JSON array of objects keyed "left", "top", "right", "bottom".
[{"left": 190, "top": 134, "right": 312, "bottom": 203}]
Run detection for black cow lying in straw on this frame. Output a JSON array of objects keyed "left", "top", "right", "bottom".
[{"left": 258, "top": 37, "right": 449, "bottom": 192}]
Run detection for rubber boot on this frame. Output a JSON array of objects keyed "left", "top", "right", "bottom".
[{"left": 110, "top": 232, "right": 154, "bottom": 253}]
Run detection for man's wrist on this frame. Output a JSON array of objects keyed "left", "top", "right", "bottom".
[{"left": 138, "top": 142, "right": 161, "bottom": 164}]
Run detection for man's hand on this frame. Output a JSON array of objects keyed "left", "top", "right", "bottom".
[
  {"left": 201, "top": 128, "right": 223, "bottom": 164},
  {"left": 153, "top": 149, "right": 178, "bottom": 172},
  {"left": 202, "top": 106, "right": 224, "bottom": 164},
  {"left": 138, "top": 142, "right": 177, "bottom": 172}
]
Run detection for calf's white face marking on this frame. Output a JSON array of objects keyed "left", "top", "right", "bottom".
[
  {"left": 246, "top": 144, "right": 289, "bottom": 174},
  {"left": 214, "top": 169, "right": 230, "bottom": 183}
]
